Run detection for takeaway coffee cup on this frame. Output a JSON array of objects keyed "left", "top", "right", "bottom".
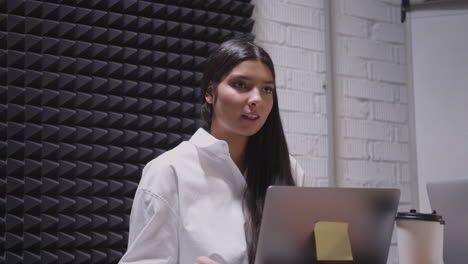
[{"left": 395, "top": 209, "right": 445, "bottom": 264}]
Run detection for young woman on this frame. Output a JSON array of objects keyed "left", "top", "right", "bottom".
[{"left": 120, "top": 38, "right": 305, "bottom": 264}]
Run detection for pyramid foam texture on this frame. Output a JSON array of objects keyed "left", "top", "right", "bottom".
[{"left": 2, "top": 0, "right": 255, "bottom": 263}]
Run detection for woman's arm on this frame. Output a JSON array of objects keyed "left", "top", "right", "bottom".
[
  {"left": 119, "top": 190, "right": 179, "bottom": 264},
  {"left": 120, "top": 159, "right": 179, "bottom": 264}
]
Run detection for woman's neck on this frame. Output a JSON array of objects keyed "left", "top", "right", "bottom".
[{"left": 209, "top": 129, "right": 248, "bottom": 174}]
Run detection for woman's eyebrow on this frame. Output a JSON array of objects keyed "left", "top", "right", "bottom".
[{"left": 229, "top": 74, "right": 275, "bottom": 84}]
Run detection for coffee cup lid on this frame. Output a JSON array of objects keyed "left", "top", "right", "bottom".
[{"left": 396, "top": 209, "right": 445, "bottom": 224}]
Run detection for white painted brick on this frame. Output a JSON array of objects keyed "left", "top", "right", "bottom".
[
  {"left": 262, "top": 43, "right": 313, "bottom": 70},
  {"left": 255, "top": 0, "right": 321, "bottom": 28},
  {"left": 319, "top": 10, "right": 325, "bottom": 31},
  {"left": 343, "top": 0, "right": 392, "bottom": 22},
  {"left": 285, "top": 0, "right": 323, "bottom": 8},
  {"left": 346, "top": 37, "right": 393, "bottom": 61},
  {"left": 371, "top": 22, "right": 405, "bottom": 44},
  {"left": 374, "top": 102, "right": 407, "bottom": 123},
  {"left": 399, "top": 182, "right": 412, "bottom": 203},
  {"left": 285, "top": 112, "right": 328, "bottom": 135},
  {"left": 394, "top": 44, "right": 407, "bottom": 65},
  {"left": 399, "top": 162, "right": 410, "bottom": 183},
  {"left": 287, "top": 26, "right": 324, "bottom": 51},
  {"left": 370, "top": 61, "right": 407, "bottom": 84},
  {"left": 296, "top": 156, "right": 328, "bottom": 183},
  {"left": 280, "top": 110, "right": 289, "bottom": 126},
  {"left": 314, "top": 94, "right": 327, "bottom": 114},
  {"left": 398, "top": 85, "right": 408, "bottom": 103},
  {"left": 397, "top": 124, "right": 409, "bottom": 143},
  {"left": 286, "top": 133, "right": 315, "bottom": 155},
  {"left": 378, "top": 0, "right": 400, "bottom": 5},
  {"left": 374, "top": 142, "right": 409, "bottom": 162},
  {"left": 340, "top": 138, "right": 369, "bottom": 159},
  {"left": 389, "top": 5, "right": 401, "bottom": 24},
  {"left": 309, "top": 178, "right": 330, "bottom": 187},
  {"left": 287, "top": 69, "right": 325, "bottom": 93},
  {"left": 337, "top": 177, "right": 360, "bottom": 187},
  {"left": 253, "top": 20, "right": 286, "bottom": 44},
  {"left": 254, "top": 0, "right": 415, "bottom": 215},
  {"left": 315, "top": 52, "right": 326, "bottom": 73},
  {"left": 343, "top": 119, "right": 393, "bottom": 141},
  {"left": 340, "top": 98, "right": 369, "bottom": 119},
  {"left": 274, "top": 66, "right": 287, "bottom": 89},
  {"left": 336, "top": 55, "right": 368, "bottom": 77},
  {"left": 317, "top": 135, "right": 328, "bottom": 157},
  {"left": 277, "top": 89, "right": 314, "bottom": 112},
  {"left": 338, "top": 174, "right": 396, "bottom": 188},
  {"left": 344, "top": 78, "right": 396, "bottom": 102},
  {"left": 336, "top": 15, "right": 368, "bottom": 38},
  {"left": 342, "top": 160, "right": 394, "bottom": 181},
  {"left": 342, "top": 175, "right": 398, "bottom": 188}
]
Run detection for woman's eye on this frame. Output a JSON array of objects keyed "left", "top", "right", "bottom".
[
  {"left": 232, "top": 82, "right": 247, "bottom": 89},
  {"left": 263, "top": 87, "right": 274, "bottom": 93}
]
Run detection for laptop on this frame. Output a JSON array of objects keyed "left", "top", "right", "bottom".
[
  {"left": 427, "top": 179, "right": 468, "bottom": 264},
  {"left": 255, "top": 186, "right": 400, "bottom": 264}
]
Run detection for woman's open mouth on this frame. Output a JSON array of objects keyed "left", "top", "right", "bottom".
[{"left": 242, "top": 113, "right": 260, "bottom": 122}]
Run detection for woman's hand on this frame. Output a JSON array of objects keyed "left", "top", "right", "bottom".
[{"left": 193, "top": 256, "right": 219, "bottom": 264}]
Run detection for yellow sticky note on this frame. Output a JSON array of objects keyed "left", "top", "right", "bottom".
[{"left": 314, "top": 221, "right": 353, "bottom": 261}]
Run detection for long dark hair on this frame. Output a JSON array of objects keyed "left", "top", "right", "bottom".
[{"left": 200, "top": 37, "right": 295, "bottom": 264}]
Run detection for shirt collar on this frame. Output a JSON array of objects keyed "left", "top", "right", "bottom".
[
  {"left": 189, "top": 128, "right": 230, "bottom": 156},
  {"left": 190, "top": 128, "right": 247, "bottom": 190}
]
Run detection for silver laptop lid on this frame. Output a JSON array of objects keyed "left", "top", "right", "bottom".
[
  {"left": 427, "top": 179, "right": 468, "bottom": 264},
  {"left": 255, "top": 186, "right": 400, "bottom": 264}
]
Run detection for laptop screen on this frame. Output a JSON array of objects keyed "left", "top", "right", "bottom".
[{"left": 255, "top": 186, "right": 400, "bottom": 264}]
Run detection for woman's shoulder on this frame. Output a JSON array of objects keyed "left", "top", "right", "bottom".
[
  {"left": 147, "top": 140, "right": 197, "bottom": 166},
  {"left": 137, "top": 141, "right": 198, "bottom": 193}
]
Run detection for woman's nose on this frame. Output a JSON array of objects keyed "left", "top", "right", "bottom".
[{"left": 248, "top": 88, "right": 262, "bottom": 106}]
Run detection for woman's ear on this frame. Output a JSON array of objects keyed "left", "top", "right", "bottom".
[
  {"left": 205, "top": 92, "right": 213, "bottom": 104},
  {"left": 205, "top": 84, "right": 214, "bottom": 104}
]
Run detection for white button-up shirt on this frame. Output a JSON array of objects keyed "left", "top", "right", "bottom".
[{"left": 120, "top": 128, "right": 305, "bottom": 264}]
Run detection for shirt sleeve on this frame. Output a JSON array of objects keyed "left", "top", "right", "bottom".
[
  {"left": 120, "top": 159, "right": 179, "bottom": 264},
  {"left": 290, "top": 155, "right": 306, "bottom": 187},
  {"left": 120, "top": 190, "right": 179, "bottom": 264}
]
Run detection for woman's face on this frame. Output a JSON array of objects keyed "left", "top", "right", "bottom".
[{"left": 206, "top": 60, "right": 275, "bottom": 139}]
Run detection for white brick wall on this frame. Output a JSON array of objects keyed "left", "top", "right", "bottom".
[
  {"left": 340, "top": 97, "right": 369, "bottom": 119},
  {"left": 370, "top": 61, "right": 407, "bottom": 83},
  {"left": 276, "top": 89, "right": 314, "bottom": 112},
  {"left": 255, "top": 0, "right": 321, "bottom": 28},
  {"left": 287, "top": 69, "right": 325, "bottom": 93},
  {"left": 336, "top": 15, "right": 368, "bottom": 38},
  {"left": 347, "top": 37, "right": 394, "bottom": 61},
  {"left": 333, "top": 1, "right": 413, "bottom": 262},
  {"left": 374, "top": 102, "right": 407, "bottom": 123},
  {"left": 374, "top": 142, "right": 409, "bottom": 162},
  {"left": 253, "top": 0, "right": 329, "bottom": 184},
  {"left": 285, "top": 0, "right": 323, "bottom": 8},
  {"left": 343, "top": 0, "right": 392, "bottom": 22},
  {"left": 254, "top": 20, "right": 286, "bottom": 44},
  {"left": 282, "top": 112, "right": 327, "bottom": 135},
  {"left": 343, "top": 119, "right": 393, "bottom": 141},
  {"left": 262, "top": 43, "right": 314, "bottom": 70},
  {"left": 287, "top": 27, "right": 324, "bottom": 51},
  {"left": 344, "top": 77, "right": 396, "bottom": 102},
  {"left": 253, "top": 0, "right": 414, "bottom": 262},
  {"left": 372, "top": 22, "right": 406, "bottom": 43},
  {"left": 340, "top": 138, "right": 369, "bottom": 159}
]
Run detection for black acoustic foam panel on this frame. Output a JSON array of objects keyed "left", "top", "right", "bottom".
[{"left": 2, "top": 0, "right": 255, "bottom": 263}]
